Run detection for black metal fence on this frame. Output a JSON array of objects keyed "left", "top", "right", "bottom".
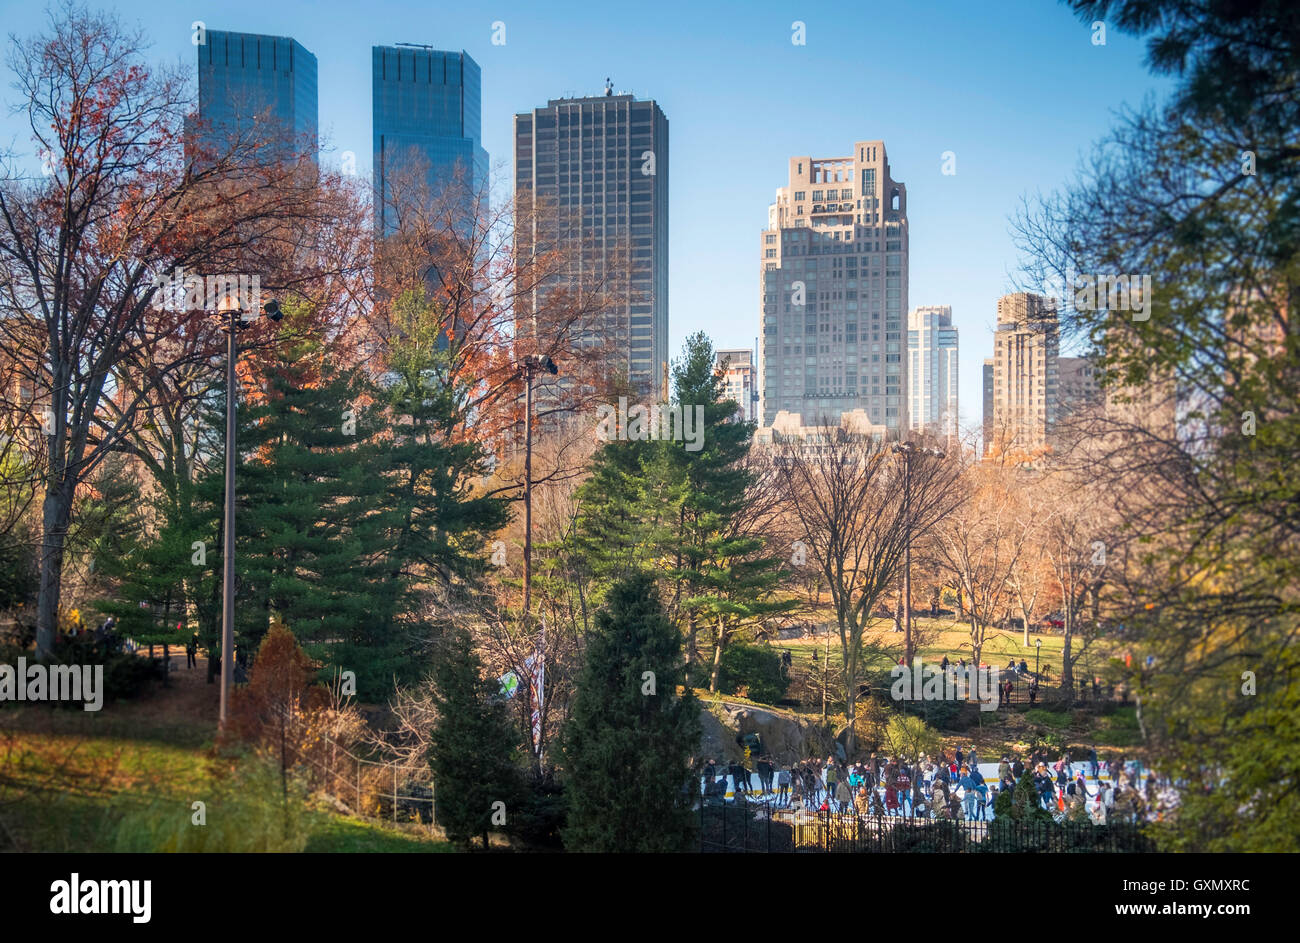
[{"left": 700, "top": 803, "right": 1153, "bottom": 853}]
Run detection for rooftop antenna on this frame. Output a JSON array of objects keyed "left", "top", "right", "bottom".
[{"left": 605, "top": 77, "right": 613, "bottom": 97}]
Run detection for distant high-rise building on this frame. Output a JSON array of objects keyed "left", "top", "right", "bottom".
[
  {"left": 982, "top": 358, "right": 994, "bottom": 455},
  {"left": 758, "top": 141, "right": 908, "bottom": 432},
  {"left": 197, "top": 30, "right": 317, "bottom": 164},
  {"left": 1057, "top": 356, "right": 1101, "bottom": 413},
  {"left": 907, "top": 305, "right": 958, "bottom": 442},
  {"left": 514, "top": 90, "right": 669, "bottom": 393},
  {"left": 990, "top": 292, "right": 1060, "bottom": 456},
  {"left": 373, "top": 46, "right": 486, "bottom": 235},
  {"left": 716, "top": 348, "right": 759, "bottom": 422}
]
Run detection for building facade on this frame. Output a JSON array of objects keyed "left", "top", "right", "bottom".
[
  {"left": 759, "top": 141, "right": 908, "bottom": 433},
  {"left": 907, "top": 305, "right": 958, "bottom": 442},
  {"left": 514, "top": 89, "right": 669, "bottom": 393},
  {"left": 982, "top": 358, "right": 994, "bottom": 455},
  {"left": 716, "top": 348, "right": 759, "bottom": 422},
  {"left": 197, "top": 30, "right": 317, "bottom": 165},
  {"left": 989, "top": 292, "right": 1060, "bottom": 456},
  {"left": 373, "top": 46, "right": 486, "bottom": 236}
]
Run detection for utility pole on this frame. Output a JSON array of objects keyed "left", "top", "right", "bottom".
[{"left": 518, "top": 354, "right": 556, "bottom": 769}]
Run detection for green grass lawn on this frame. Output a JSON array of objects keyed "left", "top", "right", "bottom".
[{"left": 0, "top": 699, "right": 453, "bottom": 853}]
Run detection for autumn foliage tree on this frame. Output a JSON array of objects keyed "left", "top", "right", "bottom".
[{"left": 0, "top": 4, "right": 355, "bottom": 658}]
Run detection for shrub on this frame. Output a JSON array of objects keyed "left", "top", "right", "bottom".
[
  {"left": 717, "top": 642, "right": 789, "bottom": 704},
  {"left": 0, "top": 633, "right": 164, "bottom": 707}
]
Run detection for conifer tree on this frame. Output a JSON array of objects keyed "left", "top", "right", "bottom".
[
  {"left": 427, "top": 625, "right": 524, "bottom": 850},
  {"left": 561, "top": 572, "right": 700, "bottom": 852},
  {"left": 225, "top": 330, "right": 400, "bottom": 695}
]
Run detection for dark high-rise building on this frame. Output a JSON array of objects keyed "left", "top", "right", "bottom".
[
  {"left": 373, "top": 45, "right": 487, "bottom": 236},
  {"left": 197, "top": 30, "right": 318, "bottom": 164},
  {"left": 514, "top": 89, "right": 669, "bottom": 392}
]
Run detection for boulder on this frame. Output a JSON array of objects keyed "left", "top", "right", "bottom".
[{"left": 700, "top": 699, "right": 834, "bottom": 765}]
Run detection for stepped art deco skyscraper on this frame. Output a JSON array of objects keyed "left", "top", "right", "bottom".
[
  {"left": 990, "top": 291, "right": 1061, "bottom": 456},
  {"left": 759, "top": 141, "right": 909, "bottom": 433},
  {"left": 514, "top": 87, "right": 669, "bottom": 393}
]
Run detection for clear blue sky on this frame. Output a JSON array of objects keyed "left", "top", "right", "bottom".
[{"left": 0, "top": 0, "right": 1167, "bottom": 429}]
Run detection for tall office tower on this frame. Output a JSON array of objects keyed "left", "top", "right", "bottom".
[
  {"left": 759, "top": 141, "right": 908, "bottom": 432},
  {"left": 716, "top": 348, "right": 759, "bottom": 422},
  {"left": 907, "top": 305, "right": 958, "bottom": 442},
  {"left": 990, "top": 292, "right": 1060, "bottom": 456},
  {"left": 373, "top": 46, "right": 487, "bottom": 236},
  {"left": 514, "top": 89, "right": 669, "bottom": 393},
  {"left": 982, "top": 358, "right": 995, "bottom": 455},
  {"left": 197, "top": 30, "right": 318, "bottom": 164}
]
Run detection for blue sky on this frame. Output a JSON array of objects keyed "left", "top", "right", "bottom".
[{"left": 0, "top": 0, "right": 1167, "bottom": 428}]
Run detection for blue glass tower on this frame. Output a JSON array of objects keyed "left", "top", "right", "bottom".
[
  {"left": 373, "top": 45, "right": 487, "bottom": 235},
  {"left": 197, "top": 30, "right": 318, "bottom": 165}
]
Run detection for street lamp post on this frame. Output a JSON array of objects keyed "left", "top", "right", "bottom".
[
  {"left": 519, "top": 355, "right": 557, "bottom": 623},
  {"left": 1035, "top": 637, "right": 1042, "bottom": 678},
  {"left": 518, "top": 354, "right": 556, "bottom": 769},
  {"left": 215, "top": 293, "right": 281, "bottom": 731}
]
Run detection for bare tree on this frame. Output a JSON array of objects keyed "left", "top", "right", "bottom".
[
  {"left": 766, "top": 426, "right": 963, "bottom": 753},
  {"left": 930, "top": 461, "right": 1033, "bottom": 669},
  {"left": 0, "top": 6, "right": 345, "bottom": 656}
]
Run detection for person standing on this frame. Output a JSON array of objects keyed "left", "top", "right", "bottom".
[
  {"left": 776, "top": 766, "right": 791, "bottom": 806},
  {"left": 835, "top": 777, "right": 852, "bottom": 813},
  {"left": 186, "top": 632, "right": 198, "bottom": 669}
]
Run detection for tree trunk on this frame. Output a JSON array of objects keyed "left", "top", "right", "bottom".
[
  {"left": 35, "top": 486, "right": 74, "bottom": 659},
  {"left": 709, "top": 633, "right": 723, "bottom": 693},
  {"left": 1060, "top": 598, "right": 1075, "bottom": 706},
  {"left": 684, "top": 613, "right": 699, "bottom": 687}
]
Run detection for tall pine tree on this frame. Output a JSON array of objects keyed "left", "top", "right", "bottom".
[
  {"left": 561, "top": 572, "right": 700, "bottom": 852},
  {"left": 427, "top": 625, "right": 524, "bottom": 850},
  {"left": 222, "top": 327, "right": 401, "bottom": 695}
]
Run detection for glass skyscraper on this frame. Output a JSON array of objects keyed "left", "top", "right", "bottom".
[
  {"left": 514, "top": 91, "right": 669, "bottom": 393},
  {"left": 372, "top": 46, "right": 487, "bottom": 236},
  {"left": 907, "top": 305, "right": 959, "bottom": 443},
  {"left": 196, "top": 30, "right": 318, "bottom": 165}
]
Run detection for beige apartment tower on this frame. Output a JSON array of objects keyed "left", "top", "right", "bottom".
[
  {"left": 989, "top": 292, "right": 1060, "bottom": 456},
  {"left": 759, "top": 140, "right": 908, "bottom": 433}
]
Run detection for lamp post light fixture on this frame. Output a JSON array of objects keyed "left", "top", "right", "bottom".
[
  {"left": 215, "top": 291, "right": 281, "bottom": 731},
  {"left": 891, "top": 441, "right": 944, "bottom": 664},
  {"left": 518, "top": 353, "right": 557, "bottom": 769},
  {"left": 518, "top": 354, "right": 557, "bottom": 623},
  {"left": 1035, "top": 637, "right": 1043, "bottom": 678}
]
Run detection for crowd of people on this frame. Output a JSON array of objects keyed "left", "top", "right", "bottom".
[{"left": 701, "top": 747, "right": 1180, "bottom": 826}]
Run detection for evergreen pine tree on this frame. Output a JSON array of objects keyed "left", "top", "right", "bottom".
[
  {"left": 427, "top": 625, "right": 524, "bottom": 850},
  {"left": 561, "top": 572, "right": 700, "bottom": 852},
  {"left": 225, "top": 328, "right": 401, "bottom": 695},
  {"left": 669, "top": 332, "right": 793, "bottom": 688},
  {"left": 380, "top": 290, "right": 509, "bottom": 598}
]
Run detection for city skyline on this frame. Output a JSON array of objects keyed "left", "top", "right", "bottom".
[{"left": 0, "top": 0, "right": 1171, "bottom": 432}]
